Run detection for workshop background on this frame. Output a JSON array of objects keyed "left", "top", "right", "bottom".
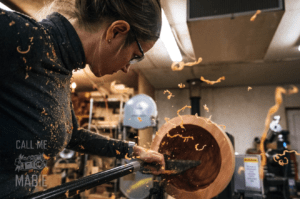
[{"left": 1, "top": 0, "right": 300, "bottom": 199}]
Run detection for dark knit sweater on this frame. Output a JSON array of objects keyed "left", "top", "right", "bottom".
[{"left": 0, "top": 9, "right": 131, "bottom": 198}]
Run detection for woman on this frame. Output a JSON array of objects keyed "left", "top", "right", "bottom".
[{"left": 0, "top": 0, "right": 164, "bottom": 197}]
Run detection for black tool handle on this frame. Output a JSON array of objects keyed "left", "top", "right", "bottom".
[{"left": 24, "top": 161, "right": 140, "bottom": 199}]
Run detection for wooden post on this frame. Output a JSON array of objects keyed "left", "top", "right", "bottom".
[{"left": 137, "top": 71, "right": 155, "bottom": 149}]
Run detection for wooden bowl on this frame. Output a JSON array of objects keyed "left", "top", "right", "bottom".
[{"left": 151, "top": 115, "right": 235, "bottom": 199}]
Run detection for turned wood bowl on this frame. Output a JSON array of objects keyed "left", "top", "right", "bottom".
[{"left": 151, "top": 115, "right": 235, "bottom": 199}]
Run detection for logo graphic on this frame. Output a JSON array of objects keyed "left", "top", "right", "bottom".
[{"left": 14, "top": 154, "right": 47, "bottom": 172}]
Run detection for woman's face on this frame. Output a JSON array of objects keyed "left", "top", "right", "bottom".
[{"left": 86, "top": 26, "right": 156, "bottom": 77}]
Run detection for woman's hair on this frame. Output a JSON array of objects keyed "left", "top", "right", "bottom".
[{"left": 41, "top": 0, "right": 162, "bottom": 45}]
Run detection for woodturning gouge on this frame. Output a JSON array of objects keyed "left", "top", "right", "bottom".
[{"left": 24, "top": 155, "right": 201, "bottom": 199}]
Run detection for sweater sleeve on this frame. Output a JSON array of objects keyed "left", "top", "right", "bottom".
[
  {"left": 66, "top": 108, "right": 133, "bottom": 158},
  {"left": 0, "top": 9, "right": 22, "bottom": 77}
]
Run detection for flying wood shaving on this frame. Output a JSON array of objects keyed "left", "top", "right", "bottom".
[
  {"left": 205, "top": 115, "right": 212, "bottom": 124},
  {"left": 116, "top": 150, "right": 120, "bottom": 155},
  {"left": 259, "top": 86, "right": 298, "bottom": 179},
  {"left": 273, "top": 150, "right": 300, "bottom": 166},
  {"left": 177, "top": 105, "right": 191, "bottom": 129},
  {"left": 195, "top": 144, "right": 207, "bottom": 151},
  {"left": 203, "top": 104, "right": 209, "bottom": 112},
  {"left": 164, "top": 117, "right": 176, "bottom": 127},
  {"left": 195, "top": 113, "right": 201, "bottom": 118},
  {"left": 167, "top": 133, "right": 194, "bottom": 142},
  {"left": 201, "top": 76, "right": 225, "bottom": 85},
  {"left": 250, "top": 10, "right": 261, "bottom": 22},
  {"left": 178, "top": 83, "right": 185, "bottom": 88},
  {"left": 171, "top": 57, "right": 203, "bottom": 71},
  {"left": 125, "top": 153, "right": 131, "bottom": 160},
  {"left": 138, "top": 117, "right": 142, "bottom": 122},
  {"left": 248, "top": 87, "right": 252, "bottom": 91},
  {"left": 163, "top": 90, "right": 174, "bottom": 99},
  {"left": 17, "top": 45, "right": 31, "bottom": 54},
  {"left": 219, "top": 125, "right": 226, "bottom": 130}
]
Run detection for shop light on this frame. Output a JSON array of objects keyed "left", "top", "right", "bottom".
[
  {"left": 71, "top": 82, "right": 77, "bottom": 93},
  {"left": 298, "top": 45, "right": 300, "bottom": 52},
  {"left": 160, "top": 9, "right": 182, "bottom": 62},
  {"left": 0, "top": 3, "right": 12, "bottom": 11}
]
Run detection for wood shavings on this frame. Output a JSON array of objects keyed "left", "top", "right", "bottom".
[
  {"left": 25, "top": 23, "right": 29, "bottom": 27},
  {"left": 273, "top": 150, "right": 300, "bottom": 166},
  {"left": 138, "top": 117, "right": 142, "bottom": 122},
  {"left": 17, "top": 45, "right": 31, "bottom": 54},
  {"left": 41, "top": 167, "right": 49, "bottom": 175},
  {"left": 76, "top": 190, "right": 80, "bottom": 194},
  {"left": 195, "top": 113, "right": 201, "bottom": 118},
  {"left": 65, "top": 190, "right": 69, "bottom": 198},
  {"left": 178, "top": 83, "right": 185, "bottom": 88},
  {"left": 25, "top": 66, "right": 32, "bottom": 79},
  {"left": 110, "top": 193, "right": 116, "bottom": 199},
  {"left": 9, "top": 21, "right": 15, "bottom": 26},
  {"left": 23, "top": 57, "right": 27, "bottom": 64},
  {"left": 204, "top": 115, "right": 213, "bottom": 125},
  {"left": 248, "top": 86, "right": 252, "bottom": 91},
  {"left": 41, "top": 108, "right": 48, "bottom": 115},
  {"left": 250, "top": 10, "right": 261, "bottom": 21},
  {"left": 259, "top": 86, "right": 298, "bottom": 179},
  {"left": 116, "top": 150, "right": 120, "bottom": 155},
  {"left": 163, "top": 90, "right": 174, "bottom": 99},
  {"left": 171, "top": 57, "right": 203, "bottom": 71},
  {"left": 195, "top": 144, "right": 207, "bottom": 151},
  {"left": 110, "top": 81, "right": 130, "bottom": 93},
  {"left": 79, "top": 145, "right": 84, "bottom": 150},
  {"left": 164, "top": 117, "right": 176, "bottom": 127},
  {"left": 203, "top": 104, "right": 209, "bottom": 112},
  {"left": 167, "top": 132, "right": 194, "bottom": 142},
  {"left": 177, "top": 105, "right": 191, "bottom": 129},
  {"left": 29, "top": 37, "right": 34, "bottom": 43},
  {"left": 219, "top": 125, "right": 226, "bottom": 130},
  {"left": 200, "top": 76, "right": 225, "bottom": 85},
  {"left": 43, "top": 154, "right": 50, "bottom": 160},
  {"left": 125, "top": 153, "right": 131, "bottom": 160}
]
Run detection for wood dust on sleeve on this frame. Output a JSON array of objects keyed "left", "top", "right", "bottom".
[{"left": 259, "top": 86, "right": 298, "bottom": 179}]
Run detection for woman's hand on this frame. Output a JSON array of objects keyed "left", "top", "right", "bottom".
[{"left": 133, "top": 145, "right": 165, "bottom": 175}]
